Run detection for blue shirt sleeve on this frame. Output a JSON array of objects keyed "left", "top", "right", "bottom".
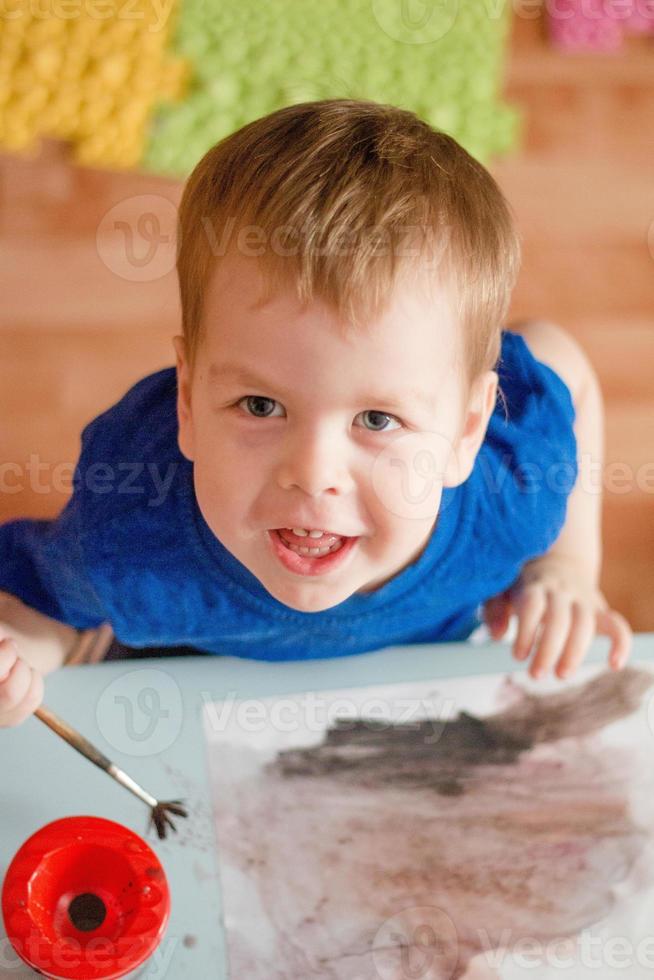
[
  {"left": 475, "top": 330, "right": 579, "bottom": 564},
  {"left": 0, "top": 422, "right": 108, "bottom": 629}
]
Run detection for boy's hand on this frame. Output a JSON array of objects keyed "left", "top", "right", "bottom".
[
  {"left": 482, "top": 555, "right": 633, "bottom": 680},
  {"left": 0, "top": 637, "right": 44, "bottom": 727}
]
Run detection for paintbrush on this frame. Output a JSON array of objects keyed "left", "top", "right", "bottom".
[{"left": 34, "top": 704, "right": 188, "bottom": 840}]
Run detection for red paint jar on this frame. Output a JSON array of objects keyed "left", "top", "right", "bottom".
[{"left": 1, "top": 816, "right": 170, "bottom": 979}]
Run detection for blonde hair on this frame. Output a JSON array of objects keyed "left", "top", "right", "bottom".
[{"left": 176, "top": 98, "right": 521, "bottom": 387}]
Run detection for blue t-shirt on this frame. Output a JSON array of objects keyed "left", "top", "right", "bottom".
[{"left": 0, "top": 331, "right": 577, "bottom": 661}]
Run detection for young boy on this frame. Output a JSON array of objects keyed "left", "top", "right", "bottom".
[{"left": 0, "top": 98, "right": 632, "bottom": 726}]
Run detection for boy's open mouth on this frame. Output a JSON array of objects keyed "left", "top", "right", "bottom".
[
  {"left": 275, "top": 528, "right": 345, "bottom": 557},
  {"left": 267, "top": 529, "right": 359, "bottom": 577}
]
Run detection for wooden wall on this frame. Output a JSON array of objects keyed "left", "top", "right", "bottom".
[
  {"left": 493, "top": 15, "right": 654, "bottom": 630},
  {"left": 1, "top": 11, "right": 652, "bottom": 629}
]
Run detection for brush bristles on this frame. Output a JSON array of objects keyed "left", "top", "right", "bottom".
[{"left": 148, "top": 800, "right": 189, "bottom": 840}]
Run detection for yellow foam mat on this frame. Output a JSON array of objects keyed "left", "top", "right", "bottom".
[{"left": 0, "top": 0, "right": 188, "bottom": 169}]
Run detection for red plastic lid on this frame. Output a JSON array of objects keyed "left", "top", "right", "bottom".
[{"left": 1, "top": 816, "right": 170, "bottom": 980}]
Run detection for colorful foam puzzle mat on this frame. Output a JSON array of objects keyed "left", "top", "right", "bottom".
[
  {"left": 0, "top": 0, "right": 521, "bottom": 176},
  {"left": 546, "top": 0, "right": 654, "bottom": 51},
  {"left": 0, "top": 0, "right": 187, "bottom": 169}
]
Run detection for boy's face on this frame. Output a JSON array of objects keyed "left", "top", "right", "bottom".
[{"left": 174, "top": 253, "right": 497, "bottom": 613}]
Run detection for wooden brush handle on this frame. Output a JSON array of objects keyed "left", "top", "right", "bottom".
[
  {"left": 35, "top": 704, "right": 113, "bottom": 773},
  {"left": 33, "top": 704, "right": 168, "bottom": 825}
]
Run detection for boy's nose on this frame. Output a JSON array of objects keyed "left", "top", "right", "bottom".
[{"left": 275, "top": 429, "right": 355, "bottom": 498}]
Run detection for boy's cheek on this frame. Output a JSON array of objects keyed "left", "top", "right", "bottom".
[{"left": 370, "top": 431, "right": 450, "bottom": 523}]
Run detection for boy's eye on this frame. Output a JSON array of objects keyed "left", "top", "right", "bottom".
[
  {"left": 361, "top": 408, "right": 402, "bottom": 432},
  {"left": 239, "top": 396, "right": 285, "bottom": 418},
  {"left": 237, "top": 397, "right": 401, "bottom": 432}
]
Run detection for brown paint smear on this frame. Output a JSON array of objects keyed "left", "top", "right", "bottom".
[{"left": 211, "top": 666, "right": 654, "bottom": 979}]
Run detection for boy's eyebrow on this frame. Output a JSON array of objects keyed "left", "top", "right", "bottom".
[{"left": 208, "top": 362, "right": 436, "bottom": 412}]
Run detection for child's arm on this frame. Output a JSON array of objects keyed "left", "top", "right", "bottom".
[
  {"left": 0, "top": 592, "right": 114, "bottom": 727},
  {"left": 483, "top": 320, "right": 632, "bottom": 679},
  {"left": 0, "top": 590, "right": 80, "bottom": 727},
  {"left": 0, "top": 636, "right": 44, "bottom": 727},
  {"left": 0, "top": 589, "right": 79, "bottom": 675}
]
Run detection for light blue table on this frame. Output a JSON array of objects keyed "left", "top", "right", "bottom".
[{"left": 2, "top": 632, "right": 654, "bottom": 978}]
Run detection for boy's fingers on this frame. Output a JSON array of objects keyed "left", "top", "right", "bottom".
[
  {"left": 513, "top": 587, "right": 547, "bottom": 660},
  {"left": 0, "top": 638, "right": 19, "bottom": 681},
  {"left": 0, "top": 638, "right": 45, "bottom": 727},
  {"left": 555, "top": 605, "right": 595, "bottom": 678},
  {"left": 0, "top": 654, "right": 31, "bottom": 710},
  {"left": 484, "top": 594, "right": 512, "bottom": 639},
  {"left": 0, "top": 669, "right": 44, "bottom": 727},
  {"left": 528, "top": 592, "right": 572, "bottom": 679},
  {"left": 597, "top": 608, "right": 633, "bottom": 668}
]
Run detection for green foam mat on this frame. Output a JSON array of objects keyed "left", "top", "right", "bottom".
[{"left": 143, "top": 0, "right": 522, "bottom": 177}]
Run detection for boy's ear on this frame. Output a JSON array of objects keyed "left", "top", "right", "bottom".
[
  {"left": 443, "top": 369, "right": 498, "bottom": 488},
  {"left": 172, "top": 334, "right": 195, "bottom": 462}
]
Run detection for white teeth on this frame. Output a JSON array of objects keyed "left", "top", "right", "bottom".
[
  {"left": 280, "top": 535, "right": 345, "bottom": 557},
  {"left": 289, "top": 527, "right": 330, "bottom": 538}
]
